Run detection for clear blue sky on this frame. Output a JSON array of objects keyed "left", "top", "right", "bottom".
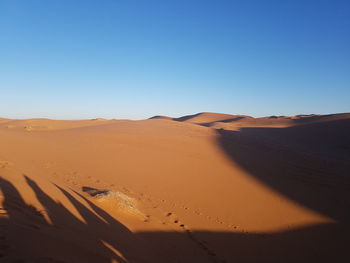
[{"left": 1, "top": 0, "right": 349, "bottom": 119}]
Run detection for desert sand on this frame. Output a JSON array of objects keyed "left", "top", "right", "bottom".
[{"left": 0, "top": 112, "right": 349, "bottom": 262}]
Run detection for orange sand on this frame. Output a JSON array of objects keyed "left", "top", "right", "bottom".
[{"left": 0, "top": 113, "right": 349, "bottom": 262}]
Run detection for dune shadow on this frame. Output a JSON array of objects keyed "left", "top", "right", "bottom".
[
  {"left": 210, "top": 117, "right": 350, "bottom": 262},
  {"left": 138, "top": 223, "right": 350, "bottom": 263},
  {"left": 216, "top": 118, "right": 350, "bottom": 222},
  {"left": 173, "top": 113, "right": 202, "bottom": 122},
  {"left": 0, "top": 176, "right": 137, "bottom": 262}
]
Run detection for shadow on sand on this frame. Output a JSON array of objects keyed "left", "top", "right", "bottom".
[
  {"left": 0, "top": 117, "right": 350, "bottom": 262},
  {"left": 216, "top": 118, "right": 350, "bottom": 222}
]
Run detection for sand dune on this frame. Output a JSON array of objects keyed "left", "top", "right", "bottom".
[
  {"left": 0, "top": 118, "right": 119, "bottom": 132},
  {"left": 173, "top": 112, "right": 252, "bottom": 124},
  {"left": 149, "top": 115, "right": 173, "bottom": 121},
  {"left": 0, "top": 112, "right": 349, "bottom": 262}
]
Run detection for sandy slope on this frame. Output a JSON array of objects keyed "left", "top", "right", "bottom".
[
  {"left": 0, "top": 113, "right": 349, "bottom": 262},
  {"left": 173, "top": 112, "right": 250, "bottom": 124}
]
